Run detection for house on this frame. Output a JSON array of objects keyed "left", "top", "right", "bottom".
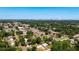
[
  {"left": 42, "top": 43, "right": 48, "bottom": 47},
  {"left": 30, "top": 28, "right": 45, "bottom": 37},
  {"left": 69, "top": 39, "right": 75, "bottom": 44},
  {"left": 73, "top": 34, "right": 79, "bottom": 41},
  {"left": 37, "top": 45, "right": 45, "bottom": 51},
  {"left": 18, "top": 26, "right": 24, "bottom": 31},
  {"left": 37, "top": 43, "right": 48, "bottom": 51},
  {"left": 50, "top": 31, "right": 61, "bottom": 38},
  {"left": 7, "top": 36, "right": 15, "bottom": 46},
  {"left": 42, "top": 43, "right": 48, "bottom": 49},
  {"left": 53, "top": 35, "right": 69, "bottom": 41}
]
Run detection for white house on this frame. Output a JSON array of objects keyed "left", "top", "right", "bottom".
[{"left": 7, "top": 36, "right": 15, "bottom": 46}]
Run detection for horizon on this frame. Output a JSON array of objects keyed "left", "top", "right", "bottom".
[
  {"left": 0, "top": 7, "right": 79, "bottom": 20},
  {"left": 0, "top": 19, "right": 79, "bottom": 21}
]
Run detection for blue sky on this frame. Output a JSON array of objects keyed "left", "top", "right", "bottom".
[{"left": 0, "top": 7, "right": 79, "bottom": 20}]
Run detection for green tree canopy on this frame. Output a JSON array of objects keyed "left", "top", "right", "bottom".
[{"left": 51, "top": 40, "right": 75, "bottom": 51}]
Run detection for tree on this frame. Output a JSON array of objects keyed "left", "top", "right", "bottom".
[
  {"left": 0, "top": 40, "right": 17, "bottom": 51},
  {"left": 15, "top": 41, "right": 19, "bottom": 46},
  {"left": 27, "top": 45, "right": 36, "bottom": 51},
  {"left": 51, "top": 40, "right": 74, "bottom": 51},
  {"left": 27, "top": 47, "right": 32, "bottom": 51},
  {"left": 36, "top": 37, "right": 42, "bottom": 44},
  {"left": 26, "top": 31, "right": 33, "bottom": 38},
  {"left": 74, "top": 41, "right": 79, "bottom": 51},
  {"left": 0, "top": 26, "right": 3, "bottom": 30},
  {"left": 19, "top": 37, "right": 26, "bottom": 46},
  {"left": 0, "top": 42, "right": 6, "bottom": 47},
  {"left": 16, "top": 47, "right": 22, "bottom": 51},
  {"left": 43, "top": 36, "right": 53, "bottom": 43},
  {"left": 6, "top": 47, "right": 17, "bottom": 51},
  {"left": 0, "top": 30, "right": 14, "bottom": 38},
  {"left": 31, "top": 45, "right": 37, "bottom": 51},
  {"left": 0, "top": 30, "right": 6, "bottom": 37},
  {"left": 16, "top": 31, "right": 23, "bottom": 35},
  {"left": 31, "top": 39, "right": 37, "bottom": 45},
  {"left": 0, "top": 40, "right": 9, "bottom": 48}
]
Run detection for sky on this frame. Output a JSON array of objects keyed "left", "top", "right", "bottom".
[{"left": 0, "top": 7, "right": 79, "bottom": 20}]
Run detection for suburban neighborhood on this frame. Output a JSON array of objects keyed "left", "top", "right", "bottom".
[{"left": 0, "top": 20, "right": 79, "bottom": 51}]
